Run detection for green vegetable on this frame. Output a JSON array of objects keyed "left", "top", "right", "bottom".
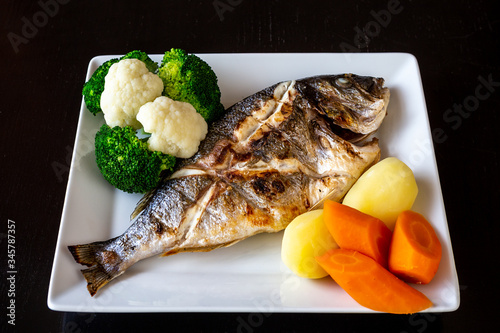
[
  {"left": 158, "top": 48, "right": 225, "bottom": 123},
  {"left": 82, "top": 50, "right": 157, "bottom": 116},
  {"left": 94, "top": 124, "right": 176, "bottom": 194},
  {"left": 121, "top": 50, "right": 158, "bottom": 73},
  {"left": 82, "top": 58, "right": 119, "bottom": 116}
]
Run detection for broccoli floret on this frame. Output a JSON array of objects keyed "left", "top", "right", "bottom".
[
  {"left": 82, "top": 50, "right": 158, "bottom": 116},
  {"left": 158, "top": 48, "right": 225, "bottom": 123},
  {"left": 82, "top": 58, "right": 120, "bottom": 115},
  {"left": 94, "top": 124, "right": 176, "bottom": 194},
  {"left": 122, "top": 50, "right": 158, "bottom": 73}
]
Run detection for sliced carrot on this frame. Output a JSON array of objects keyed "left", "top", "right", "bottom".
[
  {"left": 323, "top": 200, "right": 392, "bottom": 268},
  {"left": 316, "top": 249, "right": 432, "bottom": 314},
  {"left": 388, "top": 210, "right": 442, "bottom": 284}
]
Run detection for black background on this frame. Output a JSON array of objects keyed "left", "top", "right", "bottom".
[{"left": 1, "top": 0, "right": 498, "bottom": 332}]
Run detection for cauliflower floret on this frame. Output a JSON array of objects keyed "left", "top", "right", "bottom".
[
  {"left": 101, "top": 59, "right": 163, "bottom": 129},
  {"left": 137, "top": 96, "right": 208, "bottom": 158}
]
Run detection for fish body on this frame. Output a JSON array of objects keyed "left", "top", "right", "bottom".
[{"left": 69, "top": 74, "right": 390, "bottom": 296}]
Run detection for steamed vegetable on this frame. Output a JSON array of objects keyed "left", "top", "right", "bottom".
[
  {"left": 100, "top": 59, "right": 164, "bottom": 129},
  {"left": 281, "top": 209, "right": 338, "bottom": 279},
  {"left": 94, "top": 124, "right": 176, "bottom": 194},
  {"left": 323, "top": 200, "right": 392, "bottom": 268},
  {"left": 136, "top": 96, "right": 208, "bottom": 158},
  {"left": 342, "top": 157, "right": 418, "bottom": 230},
  {"left": 85, "top": 49, "right": 226, "bottom": 193},
  {"left": 82, "top": 50, "right": 158, "bottom": 116},
  {"left": 82, "top": 58, "right": 119, "bottom": 115},
  {"left": 121, "top": 50, "right": 159, "bottom": 73},
  {"left": 389, "top": 210, "right": 442, "bottom": 284},
  {"left": 316, "top": 249, "right": 433, "bottom": 314},
  {"left": 158, "top": 48, "right": 225, "bottom": 123}
]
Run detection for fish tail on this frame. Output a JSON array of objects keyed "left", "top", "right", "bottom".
[
  {"left": 68, "top": 239, "right": 123, "bottom": 296},
  {"left": 68, "top": 242, "right": 103, "bottom": 266}
]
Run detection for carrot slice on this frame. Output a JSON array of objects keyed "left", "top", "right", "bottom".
[
  {"left": 323, "top": 200, "right": 392, "bottom": 267},
  {"left": 388, "top": 210, "right": 442, "bottom": 284},
  {"left": 316, "top": 249, "right": 432, "bottom": 314}
]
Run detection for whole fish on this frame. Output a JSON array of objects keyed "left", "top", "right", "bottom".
[{"left": 69, "top": 74, "right": 390, "bottom": 296}]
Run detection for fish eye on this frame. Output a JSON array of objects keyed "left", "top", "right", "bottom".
[{"left": 335, "top": 77, "right": 351, "bottom": 87}]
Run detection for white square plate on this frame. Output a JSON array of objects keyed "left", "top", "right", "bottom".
[{"left": 48, "top": 53, "right": 460, "bottom": 313}]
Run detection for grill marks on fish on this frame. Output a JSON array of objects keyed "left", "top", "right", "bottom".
[
  {"left": 69, "top": 73, "right": 389, "bottom": 296},
  {"left": 176, "top": 181, "right": 220, "bottom": 247}
]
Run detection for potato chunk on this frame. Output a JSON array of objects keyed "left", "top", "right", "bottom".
[
  {"left": 342, "top": 157, "right": 418, "bottom": 230},
  {"left": 281, "top": 209, "right": 338, "bottom": 279}
]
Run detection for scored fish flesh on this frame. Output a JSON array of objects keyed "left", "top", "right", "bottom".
[{"left": 69, "top": 74, "right": 390, "bottom": 296}]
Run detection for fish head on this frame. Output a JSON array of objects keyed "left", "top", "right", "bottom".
[{"left": 301, "top": 74, "right": 390, "bottom": 135}]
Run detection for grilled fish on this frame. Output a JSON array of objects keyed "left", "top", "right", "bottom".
[{"left": 69, "top": 74, "right": 390, "bottom": 296}]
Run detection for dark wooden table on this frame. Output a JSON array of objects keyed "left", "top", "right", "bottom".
[{"left": 2, "top": 0, "right": 498, "bottom": 332}]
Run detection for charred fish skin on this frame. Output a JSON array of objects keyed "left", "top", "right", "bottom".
[{"left": 69, "top": 74, "right": 389, "bottom": 296}]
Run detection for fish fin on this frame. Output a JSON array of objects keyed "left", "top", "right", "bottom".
[
  {"left": 68, "top": 243, "right": 102, "bottom": 267},
  {"left": 131, "top": 187, "right": 157, "bottom": 220},
  {"left": 131, "top": 167, "right": 179, "bottom": 220},
  {"left": 80, "top": 265, "right": 121, "bottom": 297},
  {"left": 68, "top": 241, "right": 122, "bottom": 297}
]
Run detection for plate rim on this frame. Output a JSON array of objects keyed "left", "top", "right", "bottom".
[{"left": 48, "top": 52, "right": 460, "bottom": 313}]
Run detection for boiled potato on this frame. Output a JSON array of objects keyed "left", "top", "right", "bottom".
[
  {"left": 281, "top": 209, "right": 338, "bottom": 279},
  {"left": 342, "top": 157, "right": 418, "bottom": 230}
]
